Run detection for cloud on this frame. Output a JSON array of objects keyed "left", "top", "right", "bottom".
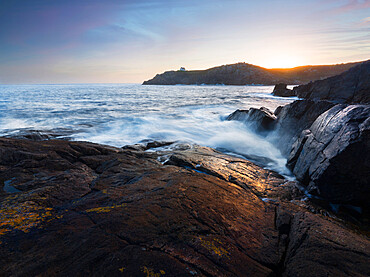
[
  {"left": 328, "top": 0, "right": 370, "bottom": 14},
  {"left": 358, "top": 16, "right": 370, "bottom": 26}
]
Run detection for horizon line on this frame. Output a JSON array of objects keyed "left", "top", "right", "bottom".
[{"left": 2, "top": 58, "right": 368, "bottom": 85}]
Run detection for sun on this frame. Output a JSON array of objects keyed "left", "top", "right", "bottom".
[{"left": 263, "top": 56, "right": 305, "bottom": 69}]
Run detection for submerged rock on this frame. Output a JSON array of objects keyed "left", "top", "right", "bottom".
[
  {"left": 0, "top": 138, "right": 369, "bottom": 276},
  {"left": 272, "top": 84, "right": 295, "bottom": 97},
  {"left": 287, "top": 104, "right": 370, "bottom": 207}
]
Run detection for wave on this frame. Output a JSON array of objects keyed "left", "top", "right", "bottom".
[{"left": 0, "top": 84, "right": 296, "bottom": 177}]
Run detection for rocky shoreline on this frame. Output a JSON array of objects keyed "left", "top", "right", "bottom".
[
  {"left": 227, "top": 61, "right": 370, "bottom": 222},
  {"left": 0, "top": 62, "right": 369, "bottom": 276},
  {"left": 0, "top": 138, "right": 369, "bottom": 276}
]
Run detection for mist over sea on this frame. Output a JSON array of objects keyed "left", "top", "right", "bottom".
[{"left": 0, "top": 84, "right": 297, "bottom": 176}]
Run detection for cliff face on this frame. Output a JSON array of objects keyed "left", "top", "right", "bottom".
[
  {"left": 143, "top": 61, "right": 361, "bottom": 85},
  {"left": 293, "top": 60, "right": 370, "bottom": 104}
]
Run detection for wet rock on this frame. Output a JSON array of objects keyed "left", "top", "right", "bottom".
[
  {"left": 274, "top": 105, "right": 284, "bottom": 116},
  {"left": 287, "top": 104, "right": 370, "bottom": 207},
  {"left": 158, "top": 144, "right": 289, "bottom": 198},
  {"left": 283, "top": 212, "right": 370, "bottom": 277},
  {"left": 5, "top": 130, "right": 53, "bottom": 141},
  {"left": 272, "top": 84, "right": 295, "bottom": 97},
  {"left": 4, "top": 129, "right": 76, "bottom": 141},
  {"left": 272, "top": 100, "right": 335, "bottom": 156},
  {"left": 122, "top": 140, "right": 175, "bottom": 152},
  {"left": 0, "top": 138, "right": 369, "bottom": 276},
  {"left": 227, "top": 107, "right": 276, "bottom": 132},
  {"left": 226, "top": 109, "right": 249, "bottom": 121},
  {"left": 293, "top": 60, "right": 370, "bottom": 104}
]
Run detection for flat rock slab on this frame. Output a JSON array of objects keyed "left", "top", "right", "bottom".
[{"left": 0, "top": 138, "right": 369, "bottom": 276}]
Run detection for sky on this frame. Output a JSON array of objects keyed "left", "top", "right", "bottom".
[{"left": 0, "top": 0, "right": 369, "bottom": 84}]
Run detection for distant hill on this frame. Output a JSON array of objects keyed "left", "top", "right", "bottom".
[{"left": 143, "top": 61, "right": 362, "bottom": 85}]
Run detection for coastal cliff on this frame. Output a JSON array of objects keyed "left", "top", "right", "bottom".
[
  {"left": 143, "top": 61, "right": 360, "bottom": 86},
  {"left": 293, "top": 60, "right": 370, "bottom": 103}
]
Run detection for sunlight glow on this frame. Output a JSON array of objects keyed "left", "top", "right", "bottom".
[{"left": 263, "top": 56, "right": 306, "bottom": 69}]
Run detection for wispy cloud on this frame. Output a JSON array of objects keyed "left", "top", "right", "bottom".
[
  {"left": 327, "top": 0, "right": 370, "bottom": 14},
  {"left": 358, "top": 16, "right": 370, "bottom": 26}
]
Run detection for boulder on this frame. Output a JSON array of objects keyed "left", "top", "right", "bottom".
[
  {"left": 293, "top": 60, "right": 370, "bottom": 104},
  {"left": 272, "top": 100, "right": 335, "bottom": 156},
  {"left": 287, "top": 104, "right": 370, "bottom": 207},
  {"left": 227, "top": 107, "right": 276, "bottom": 132},
  {"left": 272, "top": 83, "right": 295, "bottom": 97}
]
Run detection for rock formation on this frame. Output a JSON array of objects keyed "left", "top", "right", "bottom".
[
  {"left": 226, "top": 107, "right": 277, "bottom": 132},
  {"left": 272, "top": 84, "right": 295, "bottom": 97},
  {"left": 272, "top": 100, "right": 335, "bottom": 156},
  {"left": 0, "top": 138, "right": 369, "bottom": 276},
  {"left": 287, "top": 104, "right": 370, "bottom": 207},
  {"left": 293, "top": 60, "right": 370, "bottom": 104}
]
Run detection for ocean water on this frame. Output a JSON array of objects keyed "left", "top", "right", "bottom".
[{"left": 0, "top": 83, "right": 297, "bottom": 176}]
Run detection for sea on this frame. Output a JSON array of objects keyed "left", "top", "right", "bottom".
[{"left": 0, "top": 83, "right": 297, "bottom": 176}]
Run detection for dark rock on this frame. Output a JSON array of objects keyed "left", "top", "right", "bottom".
[
  {"left": 4, "top": 129, "right": 76, "bottom": 141},
  {"left": 0, "top": 138, "right": 369, "bottom": 276},
  {"left": 0, "top": 139, "right": 284, "bottom": 276},
  {"left": 274, "top": 106, "right": 283, "bottom": 116},
  {"left": 122, "top": 141, "right": 175, "bottom": 152},
  {"left": 272, "top": 100, "right": 335, "bottom": 156},
  {"left": 286, "top": 129, "right": 311, "bottom": 172},
  {"left": 227, "top": 107, "right": 276, "bottom": 132},
  {"left": 293, "top": 60, "right": 370, "bottom": 104},
  {"left": 5, "top": 130, "right": 52, "bottom": 141},
  {"left": 140, "top": 140, "right": 175, "bottom": 150},
  {"left": 226, "top": 109, "right": 249, "bottom": 121},
  {"left": 287, "top": 104, "right": 370, "bottom": 207},
  {"left": 272, "top": 84, "right": 295, "bottom": 97},
  {"left": 283, "top": 211, "right": 370, "bottom": 277}
]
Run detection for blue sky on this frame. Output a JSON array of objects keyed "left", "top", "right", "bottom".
[{"left": 0, "top": 0, "right": 369, "bottom": 83}]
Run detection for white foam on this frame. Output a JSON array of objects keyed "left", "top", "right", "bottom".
[{"left": 1, "top": 84, "right": 296, "bottom": 176}]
